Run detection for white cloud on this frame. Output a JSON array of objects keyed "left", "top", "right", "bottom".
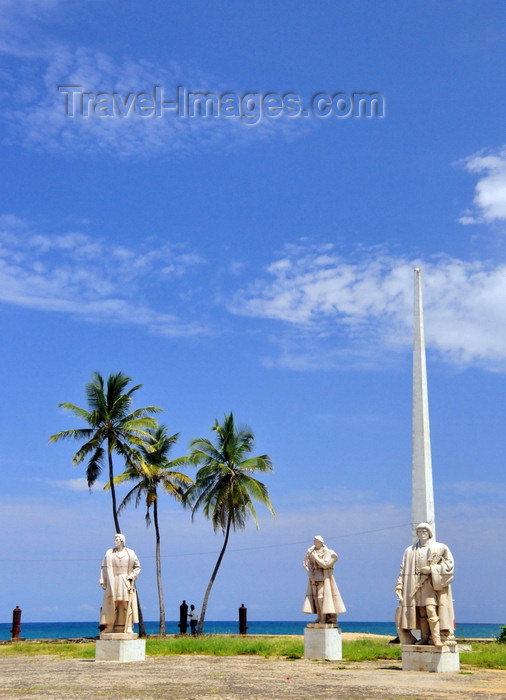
[
  {"left": 1, "top": 46, "right": 307, "bottom": 159},
  {"left": 459, "top": 146, "right": 506, "bottom": 224},
  {"left": 50, "top": 477, "right": 106, "bottom": 492},
  {"left": 0, "top": 0, "right": 65, "bottom": 57},
  {"left": 230, "top": 243, "right": 506, "bottom": 370},
  {"left": 440, "top": 481, "right": 506, "bottom": 502},
  {"left": 0, "top": 215, "right": 207, "bottom": 337}
]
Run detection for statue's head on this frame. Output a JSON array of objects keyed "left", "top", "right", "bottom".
[
  {"left": 114, "top": 533, "right": 126, "bottom": 547},
  {"left": 415, "top": 522, "right": 433, "bottom": 541},
  {"left": 313, "top": 535, "right": 324, "bottom": 548}
]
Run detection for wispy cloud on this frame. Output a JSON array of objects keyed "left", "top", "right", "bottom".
[
  {"left": 0, "top": 0, "right": 65, "bottom": 57},
  {"left": 230, "top": 243, "right": 506, "bottom": 371},
  {"left": 49, "top": 477, "right": 106, "bottom": 493},
  {"left": 458, "top": 146, "right": 506, "bottom": 224},
  {"left": 7, "top": 221, "right": 505, "bottom": 370},
  {"left": 0, "top": 215, "right": 207, "bottom": 336},
  {"left": 1, "top": 44, "right": 308, "bottom": 159},
  {"left": 440, "top": 481, "right": 506, "bottom": 502}
]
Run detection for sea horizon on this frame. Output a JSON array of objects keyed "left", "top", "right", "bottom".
[{"left": 0, "top": 620, "right": 502, "bottom": 641}]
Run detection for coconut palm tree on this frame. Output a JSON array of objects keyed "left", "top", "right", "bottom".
[
  {"left": 182, "top": 412, "right": 275, "bottom": 634},
  {"left": 112, "top": 425, "right": 193, "bottom": 636},
  {"left": 49, "top": 371, "right": 161, "bottom": 533}
]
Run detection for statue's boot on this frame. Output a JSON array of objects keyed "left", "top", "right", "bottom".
[
  {"left": 415, "top": 618, "right": 430, "bottom": 645},
  {"left": 428, "top": 617, "right": 444, "bottom": 647}
]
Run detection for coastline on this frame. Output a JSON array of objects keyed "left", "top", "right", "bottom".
[{"left": 1, "top": 619, "right": 501, "bottom": 641}]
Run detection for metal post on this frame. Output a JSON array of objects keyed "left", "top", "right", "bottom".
[
  {"left": 239, "top": 603, "right": 248, "bottom": 635},
  {"left": 11, "top": 606, "right": 22, "bottom": 640},
  {"left": 179, "top": 600, "right": 188, "bottom": 634}
]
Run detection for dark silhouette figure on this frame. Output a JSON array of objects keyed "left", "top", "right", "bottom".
[
  {"left": 188, "top": 604, "right": 198, "bottom": 636},
  {"left": 179, "top": 600, "right": 188, "bottom": 634}
]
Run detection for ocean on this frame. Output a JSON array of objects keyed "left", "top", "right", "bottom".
[{"left": 0, "top": 620, "right": 502, "bottom": 641}]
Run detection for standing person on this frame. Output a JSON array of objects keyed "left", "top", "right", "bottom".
[
  {"left": 395, "top": 522, "right": 456, "bottom": 647},
  {"left": 188, "top": 604, "right": 198, "bottom": 635},
  {"left": 99, "top": 534, "right": 141, "bottom": 634},
  {"left": 302, "top": 535, "right": 346, "bottom": 624}
]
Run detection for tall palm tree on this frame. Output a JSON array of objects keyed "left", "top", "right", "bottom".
[
  {"left": 49, "top": 371, "right": 161, "bottom": 533},
  {"left": 182, "top": 412, "right": 275, "bottom": 634},
  {"left": 112, "top": 425, "right": 193, "bottom": 636}
]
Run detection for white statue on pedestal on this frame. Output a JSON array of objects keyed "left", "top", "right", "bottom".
[
  {"left": 99, "top": 534, "right": 141, "bottom": 634},
  {"left": 395, "top": 523, "right": 456, "bottom": 647},
  {"left": 302, "top": 535, "right": 346, "bottom": 624}
]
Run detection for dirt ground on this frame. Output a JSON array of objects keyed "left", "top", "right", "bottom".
[{"left": 1, "top": 651, "right": 505, "bottom": 700}]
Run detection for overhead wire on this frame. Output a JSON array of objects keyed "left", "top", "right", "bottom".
[{"left": 4, "top": 521, "right": 412, "bottom": 563}]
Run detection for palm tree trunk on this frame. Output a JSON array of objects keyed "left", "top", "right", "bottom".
[
  {"left": 136, "top": 590, "right": 146, "bottom": 637},
  {"left": 153, "top": 499, "right": 166, "bottom": 636},
  {"left": 198, "top": 514, "right": 232, "bottom": 635},
  {"left": 107, "top": 449, "right": 121, "bottom": 534}
]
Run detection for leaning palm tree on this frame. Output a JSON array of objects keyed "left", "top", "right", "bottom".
[
  {"left": 49, "top": 371, "right": 161, "bottom": 533},
  {"left": 182, "top": 412, "right": 275, "bottom": 634},
  {"left": 112, "top": 425, "right": 193, "bottom": 636}
]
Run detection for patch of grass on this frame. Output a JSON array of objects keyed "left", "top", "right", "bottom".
[
  {"left": 460, "top": 642, "right": 506, "bottom": 669},
  {"left": 2, "top": 636, "right": 505, "bottom": 669},
  {"left": 0, "top": 641, "right": 95, "bottom": 659},
  {"left": 342, "top": 638, "right": 402, "bottom": 662},
  {"left": 146, "top": 634, "right": 304, "bottom": 658}
]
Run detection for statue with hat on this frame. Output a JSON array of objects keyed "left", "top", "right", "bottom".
[{"left": 395, "top": 522, "right": 456, "bottom": 646}]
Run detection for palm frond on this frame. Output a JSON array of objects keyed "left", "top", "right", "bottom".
[
  {"left": 50, "top": 371, "right": 167, "bottom": 535},
  {"left": 72, "top": 435, "right": 103, "bottom": 465},
  {"left": 237, "top": 455, "right": 273, "bottom": 473},
  {"left": 85, "top": 446, "right": 104, "bottom": 486},
  {"left": 115, "top": 483, "right": 142, "bottom": 513},
  {"left": 122, "top": 417, "right": 160, "bottom": 433},
  {"left": 183, "top": 413, "right": 275, "bottom": 535},
  {"left": 55, "top": 403, "right": 94, "bottom": 424},
  {"left": 125, "top": 406, "right": 163, "bottom": 420},
  {"left": 48, "top": 427, "right": 95, "bottom": 444}
]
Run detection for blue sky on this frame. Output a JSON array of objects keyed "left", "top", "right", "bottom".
[{"left": 1, "top": 0, "right": 506, "bottom": 626}]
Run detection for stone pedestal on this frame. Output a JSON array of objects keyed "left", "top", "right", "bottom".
[
  {"left": 304, "top": 624, "right": 342, "bottom": 661},
  {"left": 95, "top": 632, "right": 145, "bottom": 662},
  {"left": 401, "top": 644, "right": 460, "bottom": 672}
]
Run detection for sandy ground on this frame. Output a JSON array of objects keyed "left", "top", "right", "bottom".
[{"left": 1, "top": 645, "right": 506, "bottom": 700}]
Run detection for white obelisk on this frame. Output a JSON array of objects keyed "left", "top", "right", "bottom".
[{"left": 412, "top": 268, "right": 435, "bottom": 543}]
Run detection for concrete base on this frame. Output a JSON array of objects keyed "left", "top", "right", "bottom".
[
  {"left": 304, "top": 624, "right": 342, "bottom": 661},
  {"left": 95, "top": 637, "right": 146, "bottom": 662},
  {"left": 402, "top": 644, "right": 460, "bottom": 672},
  {"left": 99, "top": 632, "right": 138, "bottom": 640}
]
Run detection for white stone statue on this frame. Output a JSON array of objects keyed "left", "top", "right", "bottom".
[
  {"left": 99, "top": 534, "right": 141, "bottom": 634},
  {"left": 302, "top": 535, "right": 346, "bottom": 624},
  {"left": 395, "top": 522, "right": 456, "bottom": 647}
]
